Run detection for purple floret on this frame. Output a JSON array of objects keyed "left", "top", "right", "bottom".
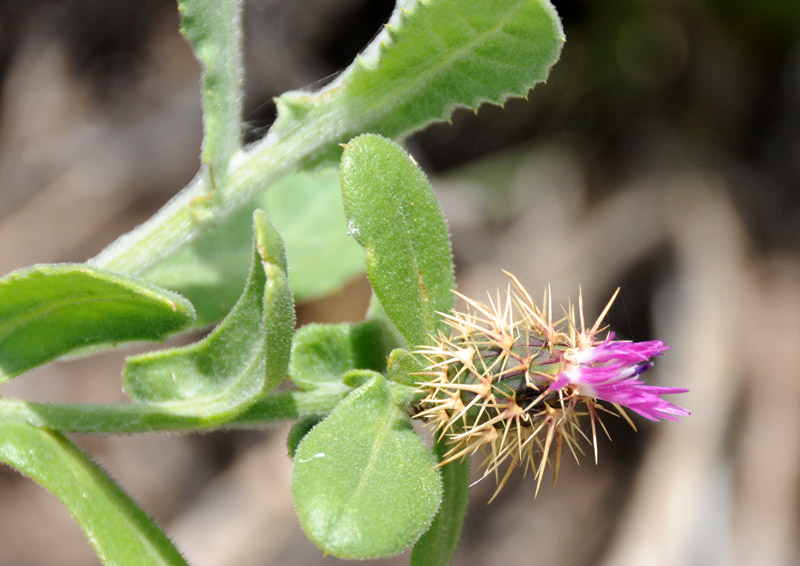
[{"left": 549, "top": 333, "right": 689, "bottom": 421}]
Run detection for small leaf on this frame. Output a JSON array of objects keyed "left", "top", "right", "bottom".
[
  {"left": 292, "top": 374, "right": 442, "bottom": 559},
  {"left": 142, "top": 170, "right": 364, "bottom": 326},
  {"left": 0, "top": 265, "right": 195, "bottom": 381},
  {"left": 122, "top": 210, "right": 294, "bottom": 420},
  {"left": 0, "top": 420, "right": 187, "bottom": 565},
  {"left": 289, "top": 320, "right": 389, "bottom": 390},
  {"left": 410, "top": 437, "right": 470, "bottom": 566},
  {"left": 341, "top": 134, "right": 455, "bottom": 348}
]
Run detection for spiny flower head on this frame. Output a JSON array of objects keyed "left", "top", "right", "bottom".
[{"left": 414, "top": 272, "right": 689, "bottom": 499}]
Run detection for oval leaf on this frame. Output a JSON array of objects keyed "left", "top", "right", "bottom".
[
  {"left": 292, "top": 374, "right": 442, "bottom": 559},
  {"left": 0, "top": 264, "right": 195, "bottom": 381},
  {"left": 341, "top": 134, "right": 455, "bottom": 348},
  {"left": 122, "top": 210, "right": 294, "bottom": 420},
  {"left": 0, "top": 420, "right": 187, "bottom": 565}
]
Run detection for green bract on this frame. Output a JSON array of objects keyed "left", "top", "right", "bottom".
[{"left": 289, "top": 321, "right": 390, "bottom": 391}]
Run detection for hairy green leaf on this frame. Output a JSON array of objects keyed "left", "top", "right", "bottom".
[
  {"left": 289, "top": 321, "right": 389, "bottom": 390},
  {"left": 0, "top": 265, "right": 194, "bottom": 381},
  {"left": 271, "top": 0, "right": 565, "bottom": 164},
  {"left": 292, "top": 374, "right": 442, "bottom": 559},
  {"left": 259, "top": 171, "right": 364, "bottom": 300},
  {"left": 341, "top": 134, "right": 455, "bottom": 348},
  {"left": 141, "top": 170, "right": 364, "bottom": 326},
  {"left": 0, "top": 421, "right": 187, "bottom": 565},
  {"left": 122, "top": 210, "right": 293, "bottom": 420}
]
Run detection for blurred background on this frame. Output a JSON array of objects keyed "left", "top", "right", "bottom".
[{"left": 1, "top": 0, "right": 799, "bottom": 564}]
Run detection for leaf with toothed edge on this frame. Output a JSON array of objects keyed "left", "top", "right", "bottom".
[{"left": 270, "top": 0, "right": 565, "bottom": 166}]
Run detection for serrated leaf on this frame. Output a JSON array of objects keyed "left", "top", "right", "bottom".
[
  {"left": 292, "top": 374, "right": 442, "bottom": 559},
  {"left": 410, "top": 437, "right": 470, "bottom": 566},
  {"left": 341, "top": 134, "right": 455, "bottom": 348},
  {"left": 141, "top": 170, "right": 364, "bottom": 326},
  {"left": 122, "top": 210, "right": 293, "bottom": 420},
  {"left": 271, "top": 0, "right": 564, "bottom": 164},
  {"left": 0, "top": 420, "right": 187, "bottom": 566},
  {"left": 289, "top": 321, "right": 389, "bottom": 391},
  {"left": 0, "top": 265, "right": 195, "bottom": 381}
]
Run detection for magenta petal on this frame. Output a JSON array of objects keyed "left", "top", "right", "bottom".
[{"left": 568, "top": 338, "right": 688, "bottom": 422}]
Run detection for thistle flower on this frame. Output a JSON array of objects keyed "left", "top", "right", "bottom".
[{"left": 414, "top": 272, "right": 689, "bottom": 498}]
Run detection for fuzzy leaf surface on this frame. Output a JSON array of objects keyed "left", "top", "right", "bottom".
[
  {"left": 122, "top": 210, "right": 293, "bottom": 420},
  {"left": 0, "top": 265, "right": 194, "bottom": 381},
  {"left": 341, "top": 134, "right": 455, "bottom": 348},
  {"left": 292, "top": 374, "right": 442, "bottom": 559},
  {"left": 0, "top": 421, "right": 187, "bottom": 565},
  {"left": 271, "top": 0, "right": 565, "bottom": 164}
]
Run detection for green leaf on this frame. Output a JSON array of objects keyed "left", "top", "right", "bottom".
[
  {"left": 141, "top": 170, "right": 364, "bottom": 326},
  {"left": 0, "top": 265, "right": 195, "bottom": 381},
  {"left": 179, "top": 0, "right": 242, "bottom": 174},
  {"left": 292, "top": 374, "right": 442, "bottom": 559},
  {"left": 271, "top": 0, "right": 565, "bottom": 164},
  {"left": 122, "top": 210, "right": 294, "bottom": 420},
  {"left": 0, "top": 420, "right": 187, "bottom": 565},
  {"left": 341, "top": 134, "right": 455, "bottom": 348},
  {"left": 289, "top": 321, "right": 389, "bottom": 390},
  {"left": 410, "top": 437, "right": 470, "bottom": 566},
  {"left": 91, "top": 0, "right": 563, "bottom": 279}
]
